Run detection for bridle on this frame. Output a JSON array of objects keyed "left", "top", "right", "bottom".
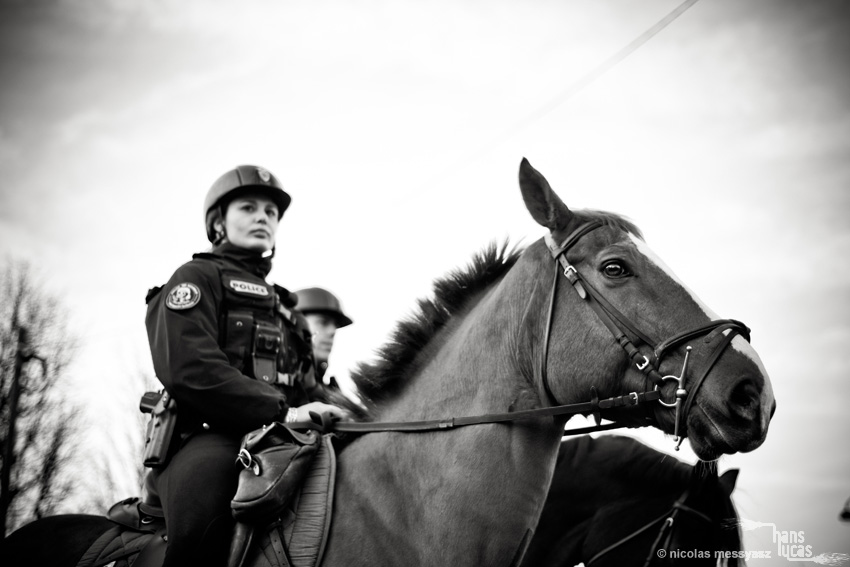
[
  {"left": 542, "top": 221, "right": 751, "bottom": 446},
  {"left": 585, "top": 488, "right": 714, "bottom": 567},
  {"left": 301, "top": 222, "right": 750, "bottom": 445}
]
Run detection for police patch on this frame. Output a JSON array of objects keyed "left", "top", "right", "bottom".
[
  {"left": 165, "top": 283, "right": 201, "bottom": 310},
  {"left": 230, "top": 280, "right": 269, "bottom": 296}
]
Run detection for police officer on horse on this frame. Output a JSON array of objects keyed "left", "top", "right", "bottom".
[
  {"left": 144, "top": 165, "right": 347, "bottom": 567},
  {"left": 294, "top": 287, "right": 353, "bottom": 385}
]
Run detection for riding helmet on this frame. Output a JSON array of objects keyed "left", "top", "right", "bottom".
[
  {"left": 294, "top": 287, "right": 353, "bottom": 328},
  {"left": 204, "top": 165, "right": 291, "bottom": 243}
]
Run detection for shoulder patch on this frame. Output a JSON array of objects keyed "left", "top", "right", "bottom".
[
  {"left": 229, "top": 280, "right": 270, "bottom": 297},
  {"left": 165, "top": 283, "right": 201, "bottom": 310}
]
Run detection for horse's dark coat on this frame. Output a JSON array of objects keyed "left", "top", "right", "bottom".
[{"left": 523, "top": 435, "right": 743, "bottom": 567}]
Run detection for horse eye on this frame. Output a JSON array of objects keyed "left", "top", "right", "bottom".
[{"left": 602, "top": 261, "right": 631, "bottom": 279}]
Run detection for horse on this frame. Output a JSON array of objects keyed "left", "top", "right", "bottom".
[
  {"left": 1, "top": 158, "right": 774, "bottom": 566},
  {"left": 1, "top": 438, "right": 742, "bottom": 567},
  {"left": 523, "top": 435, "right": 742, "bottom": 567}
]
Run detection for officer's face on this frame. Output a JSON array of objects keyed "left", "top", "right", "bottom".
[
  {"left": 304, "top": 313, "right": 338, "bottom": 363},
  {"left": 220, "top": 195, "right": 280, "bottom": 252}
]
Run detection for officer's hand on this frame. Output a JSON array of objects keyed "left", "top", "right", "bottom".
[{"left": 295, "top": 401, "right": 349, "bottom": 422}]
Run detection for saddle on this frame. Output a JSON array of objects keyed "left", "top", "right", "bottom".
[
  {"left": 229, "top": 431, "right": 337, "bottom": 567},
  {"left": 76, "top": 496, "right": 166, "bottom": 567},
  {"left": 80, "top": 433, "right": 336, "bottom": 567}
]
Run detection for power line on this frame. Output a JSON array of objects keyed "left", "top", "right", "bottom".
[
  {"left": 416, "top": 0, "right": 702, "bottom": 191},
  {"left": 517, "top": 0, "right": 702, "bottom": 132}
]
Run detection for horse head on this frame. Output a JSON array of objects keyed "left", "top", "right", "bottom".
[
  {"left": 518, "top": 158, "right": 775, "bottom": 460},
  {"left": 524, "top": 436, "right": 744, "bottom": 567},
  {"left": 583, "top": 466, "right": 743, "bottom": 567}
]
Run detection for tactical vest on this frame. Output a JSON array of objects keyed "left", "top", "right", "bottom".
[
  {"left": 217, "top": 266, "right": 315, "bottom": 389},
  {"left": 145, "top": 258, "right": 315, "bottom": 390}
]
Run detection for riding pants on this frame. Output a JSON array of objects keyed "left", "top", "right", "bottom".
[{"left": 154, "top": 431, "right": 240, "bottom": 567}]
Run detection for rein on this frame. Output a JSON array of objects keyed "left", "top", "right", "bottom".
[
  {"left": 301, "top": 222, "right": 749, "bottom": 444},
  {"left": 585, "top": 488, "right": 713, "bottom": 567},
  {"left": 325, "top": 389, "right": 661, "bottom": 434}
]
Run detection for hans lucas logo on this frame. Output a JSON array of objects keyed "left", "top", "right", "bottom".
[{"left": 738, "top": 519, "right": 848, "bottom": 564}]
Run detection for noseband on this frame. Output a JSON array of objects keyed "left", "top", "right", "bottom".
[
  {"left": 585, "top": 488, "right": 714, "bottom": 567},
  {"left": 542, "top": 221, "right": 751, "bottom": 446}
]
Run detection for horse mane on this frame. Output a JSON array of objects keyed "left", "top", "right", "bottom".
[
  {"left": 349, "top": 209, "right": 640, "bottom": 405},
  {"left": 351, "top": 241, "right": 522, "bottom": 402}
]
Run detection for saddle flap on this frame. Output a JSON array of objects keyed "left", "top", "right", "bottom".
[
  {"left": 244, "top": 434, "right": 336, "bottom": 567},
  {"left": 284, "top": 434, "right": 336, "bottom": 567}
]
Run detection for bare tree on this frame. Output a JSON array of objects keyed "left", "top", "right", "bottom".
[
  {"left": 84, "top": 367, "right": 159, "bottom": 511},
  {"left": 0, "top": 259, "right": 80, "bottom": 536}
]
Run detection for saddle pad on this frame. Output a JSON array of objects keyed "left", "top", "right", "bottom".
[
  {"left": 282, "top": 433, "right": 337, "bottom": 567},
  {"left": 76, "top": 524, "right": 160, "bottom": 567}
]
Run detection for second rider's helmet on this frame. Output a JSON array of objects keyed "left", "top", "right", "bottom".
[{"left": 294, "top": 288, "right": 353, "bottom": 328}]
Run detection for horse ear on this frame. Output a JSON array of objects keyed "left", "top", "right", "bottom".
[
  {"left": 719, "top": 469, "right": 739, "bottom": 497},
  {"left": 518, "top": 158, "right": 574, "bottom": 232}
]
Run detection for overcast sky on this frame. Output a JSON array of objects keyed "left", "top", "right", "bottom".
[{"left": 2, "top": 0, "right": 849, "bottom": 558}]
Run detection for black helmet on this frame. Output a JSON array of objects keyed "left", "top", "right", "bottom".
[
  {"left": 204, "top": 165, "right": 291, "bottom": 243},
  {"left": 294, "top": 287, "right": 353, "bottom": 328}
]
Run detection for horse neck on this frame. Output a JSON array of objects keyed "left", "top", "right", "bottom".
[
  {"left": 327, "top": 252, "right": 565, "bottom": 565},
  {"left": 542, "top": 438, "right": 693, "bottom": 531},
  {"left": 375, "top": 240, "right": 592, "bottom": 418},
  {"left": 381, "top": 283, "right": 533, "bottom": 418}
]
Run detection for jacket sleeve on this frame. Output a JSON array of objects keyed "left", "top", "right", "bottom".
[{"left": 146, "top": 261, "right": 288, "bottom": 433}]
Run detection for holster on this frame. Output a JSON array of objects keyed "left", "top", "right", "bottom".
[
  {"left": 141, "top": 390, "right": 178, "bottom": 468},
  {"left": 231, "top": 422, "right": 320, "bottom": 525}
]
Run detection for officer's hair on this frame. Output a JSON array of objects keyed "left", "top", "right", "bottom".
[{"left": 207, "top": 206, "right": 227, "bottom": 247}]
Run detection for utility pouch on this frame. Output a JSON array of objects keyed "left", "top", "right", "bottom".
[
  {"left": 223, "top": 310, "right": 254, "bottom": 372},
  {"left": 141, "top": 390, "right": 178, "bottom": 469},
  {"left": 253, "top": 321, "right": 281, "bottom": 384},
  {"left": 231, "top": 422, "right": 320, "bottom": 524}
]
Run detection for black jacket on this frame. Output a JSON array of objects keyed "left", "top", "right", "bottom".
[{"left": 145, "top": 243, "right": 313, "bottom": 436}]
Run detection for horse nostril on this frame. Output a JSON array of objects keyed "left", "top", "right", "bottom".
[
  {"left": 770, "top": 399, "right": 777, "bottom": 419},
  {"left": 729, "top": 378, "right": 759, "bottom": 415}
]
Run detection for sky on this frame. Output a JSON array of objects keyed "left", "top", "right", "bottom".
[{"left": 1, "top": 0, "right": 849, "bottom": 561}]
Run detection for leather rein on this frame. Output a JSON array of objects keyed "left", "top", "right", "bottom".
[
  {"left": 308, "top": 222, "right": 750, "bottom": 445},
  {"left": 584, "top": 488, "right": 714, "bottom": 566}
]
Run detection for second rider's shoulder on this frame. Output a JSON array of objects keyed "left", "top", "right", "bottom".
[{"left": 273, "top": 283, "right": 298, "bottom": 308}]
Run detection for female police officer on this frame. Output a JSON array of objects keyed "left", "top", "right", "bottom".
[{"left": 145, "top": 165, "right": 346, "bottom": 567}]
